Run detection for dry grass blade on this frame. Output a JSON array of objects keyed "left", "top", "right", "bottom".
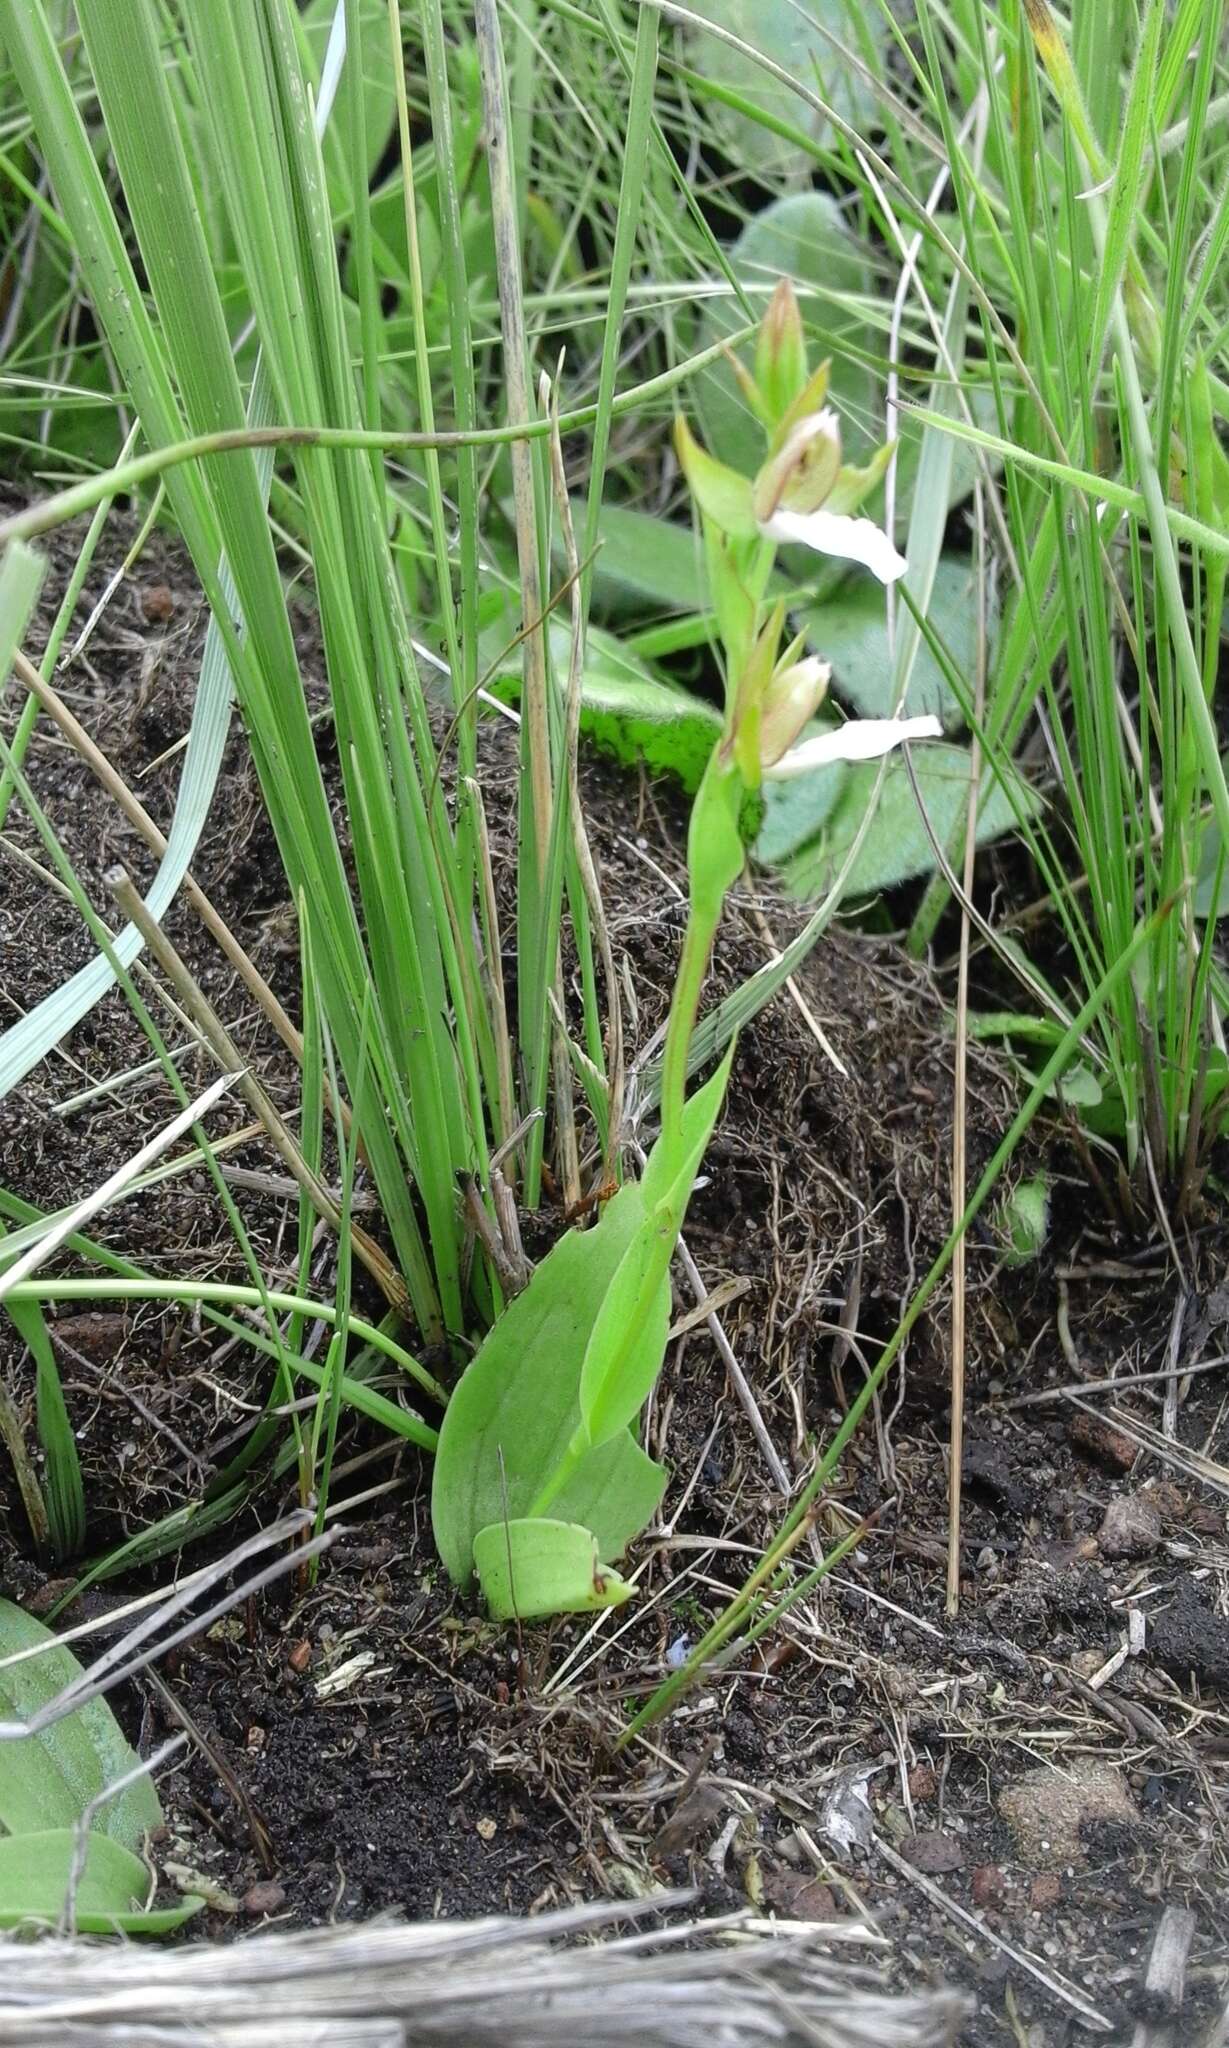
[{"left": 0, "top": 1903, "right": 969, "bottom": 2046}]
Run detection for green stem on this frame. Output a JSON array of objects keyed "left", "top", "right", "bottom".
[
  {"left": 527, "top": 1423, "right": 587, "bottom": 1520},
  {"left": 657, "top": 908, "right": 721, "bottom": 1173},
  {"left": 657, "top": 756, "right": 746, "bottom": 1170}
]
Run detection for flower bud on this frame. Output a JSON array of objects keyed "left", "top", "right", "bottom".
[
  {"left": 754, "top": 280, "right": 808, "bottom": 426},
  {"left": 759, "top": 654, "right": 830, "bottom": 767},
  {"left": 752, "top": 408, "right": 842, "bottom": 525}
]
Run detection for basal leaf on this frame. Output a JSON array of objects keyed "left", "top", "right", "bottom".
[
  {"left": 572, "top": 498, "right": 707, "bottom": 616},
  {"left": 472, "top": 1520, "right": 635, "bottom": 1622},
  {"left": 801, "top": 554, "right": 999, "bottom": 731},
  {"left": 0, "top": 1829, "right": 202, "bottom": 1934},
  {"left": 776, "top": 745, "right": 1041, "bottom": 900},
  {"left": 0, "top": 1598, "right": 162, "bottom": 1852},
  {"left": 430, "top": 1184, "right": 669, "bottom": 1588},
  {"left": 544, "top": 1431, "right": 667, "bottom": 1560},
  {"left": 754, "top": 721, "right": 849, "bottom": 866},
  {"left": 683, "top": 0, "right": 889, "bottom": 183},
  {"left": 488, "top": 617, "right": 722, "bottom": 793}
]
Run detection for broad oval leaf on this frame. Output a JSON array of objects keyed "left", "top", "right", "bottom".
[
  {"left": 430, "top": 1184, "right": 669, "bottom": 1588},
  {"left": 488, "top": 616, "right": 722, "bottom": 794},
  {"left": 570, "top": 498, "right": 707, "bottom": 617},
  {"left": 771, "top": 745, "right": 1041, "bottom": 900},
  {"left": 472, "top": 1520, "right": 635, "bottom": 1622},
  {"left": 683, "top": 0, "right": 889, "bottom": 183},
  {"left": 0, "top": 1598, "right": 162, "bottom": 1852},
  {"left": 0, "top": 1829, "right": 202, "bottom": 1934},
  {"left": 801, "top": 554, "right": 1000, "bottom": 731},
  {"left": 754, "top": 720, "right": 850, "bottom": 866}
]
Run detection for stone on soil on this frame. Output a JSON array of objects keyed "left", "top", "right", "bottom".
[
  {"left": 1097, "top": 1492, "right": 1162, "bottom": 1558},
  {"left": 997, "top": 1761, "right": 1138, "bottom": 1869}
]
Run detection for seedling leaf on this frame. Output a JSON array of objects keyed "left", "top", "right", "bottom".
[{"left": 431, "top": 1183, "right": 668, "bottom": 1587}]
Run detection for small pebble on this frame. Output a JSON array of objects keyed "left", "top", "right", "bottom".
[
  {"left": 1098, "top": 1493, "right": 1162, "bottom": 1559},
  {"left": 243, "top": 1881, "right": 286, "bottom": 1917}
]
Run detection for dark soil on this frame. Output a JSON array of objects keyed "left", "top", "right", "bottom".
[{"left": 2, "top": 495, "right": 1229, "bottom": 2042}]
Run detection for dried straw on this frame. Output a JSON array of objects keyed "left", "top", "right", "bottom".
[{"left": 0, "top": 1902, "right": 968, "bottom": 2048}]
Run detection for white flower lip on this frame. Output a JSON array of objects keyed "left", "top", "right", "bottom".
[
  {"left": 759, "top": 506, "right": 908, "bottom": 585},
  {"left": 765, "top": 714, "right": 942, "bottom": 780}
]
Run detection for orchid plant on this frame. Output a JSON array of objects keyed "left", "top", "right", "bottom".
[{"left": 430, "top": 283, "right": 940, "bottom": 1623}]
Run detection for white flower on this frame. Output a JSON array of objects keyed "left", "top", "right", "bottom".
[
  {"left": 765, "top": 714, "right": 941, "bottom": 779},
  {"left": 751, "top": 407, "right": 908, "bottom": 585},
  {"left": 758, "top": 506, "right": 909, "bottom": 585}
]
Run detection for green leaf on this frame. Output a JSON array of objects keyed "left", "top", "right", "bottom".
[
  {"left": 560, "top": 497, "right": 791, "bottom": 628},
  {"left": 995, "top": 1175, "right": 1050, "bottom": 1266},
  {"left": 1048, "top": 1061, "right": 1103, "bottom": 1108},
  {"left": 472, "top": 1520, "right": 635, "bottom": 1622},
  {"left": 0, "top": 1597, "right": 162, "bottom": 1852},
  {"left": 674, "top": 416, "right": 759, "bottom": 536},
  {"left": 683, "top": 0, "right": 888, "bottom": 181},
  {"left": 542, "top": 1431, "right": 667, "bottom": 1562},
  {"left": 754, "top": 721, "right": 850, "bottom": 866},
  {"left": 3, "top": 1298, "right": 85, "bottom": 1560},
  {"left": 776, "top": 745, "right": 1041, "bottom": 900},
  {"left": 489, "top": 619, "right": 722, "bottom": 794},
  {"left": 801, "top": 554, "right": 998, "bottom": 731},
  {"left": 430, "top": 1184, "right": 668, "bottom": 1589},
  {"left": 579, "top": 1049, "right": 736, "bottom": 1450},
  {"left": 0, "top": 1829, "right": 202, "bottom": 1933},
  {"left": 695, "top": 194, "right": 875, "bottom": 482},
  {"left": 575, "top": 498, "right": 708, "bottom": 616}
]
